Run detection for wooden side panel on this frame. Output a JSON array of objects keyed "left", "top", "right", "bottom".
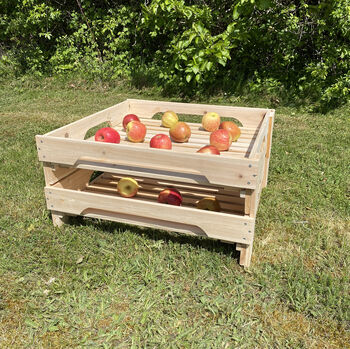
[
  {"left": 53, "top": 169, "right": 94, "bottom": 191},
  {"left": 44, "top": 100, "right": 129, "bottom": 139},
  {"left": 249, "top": 111, "right": 271, "bottom": 158},
  {"left": 45, "top": 187, "right": 255, "bottom": 244},
  {"left": 43, "top": 162, "right": 77, "bottom": 186},
  {"left": 128, "top": 99, "right": 267, "bottom": 128},
  {"left": 262, "top": 110, "right": 275, "bottom": 188},
  {"left": 36, "top": 136, "right": 260, "bottom": 189}
]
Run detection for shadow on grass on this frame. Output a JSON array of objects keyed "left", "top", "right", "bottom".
[{"left": 70, "top": 216, "right": 241, "bottom": 262}]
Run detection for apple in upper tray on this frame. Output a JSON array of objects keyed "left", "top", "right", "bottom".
[
  {"left": 196, "top": 197, "right": 221, "bottom": 212},
  {"left": 169, "top": 122, "right": 191, "bottom": 143},
  {"left": 158, "top": 188, "right": 183, "bottom": 206},
  {"left": 162, "top": 110, "right": 178, "bottom": 128},
  {"left": 150, "top": 134, "right": 172, "bottom": 149},
  {"left": 123, "top": 114, "right": 140, "bottom": 129},
  {"left": 210, "top": 129, "right": 232, "bottom": 151},
  {"left": 197, "top": 145, "right": 220, "bottom": 155},
  {"left": 94, "top": 127, "right": 120, "bottom": 143},
  {"left": 117, "top": 177, "right": 139, "bottom": 198},
  {"left": 219, "top": 121, "right": 241, "bottom": 142},
  {"left": 202, "top": 112, "right": 220, "bottom": 132},
  {"left": 126, "top": 121, "right": 147, "bottom": 142}
]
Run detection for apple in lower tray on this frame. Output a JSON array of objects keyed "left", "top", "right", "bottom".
[
  {"left": 202, "top": 112, "right": 221, "bottom": 132},
  {"left": 123, "top": 114, "right": 140, "bottom": 129},
  {"left": 169, "top": 122, "right": 191, "bottom": 143},
  {"left": 219, "top": 121, "right": 241, "bottom": 142},
  {"left": 126, "top": 121, "right": 147, "bottom": 142},
  {"left": 197, "top": 145, "right": 220, "bottom": 155},
  {"left": 150, "top": 134, "right": 172, "bottom": 149},
  {"left": 162, "top": 111, "right": 178, "bottom": 128},
  {"left": 117, "top": 177, "right": 139, "bottom": 198},
  {"left": 210, "top": 129, "right": 232, "bottom": 151},
  {"left": 94, "top": 127, "right": 120, "bottom": 143},
  {"left": 158, "top": 188, "right": 183, "bottom": 206},
  {"left": 196, "top": 197, "right": 221, "bottom": 212}
]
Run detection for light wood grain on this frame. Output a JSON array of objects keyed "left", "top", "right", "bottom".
[
  {"left": 128, "top": 99, "right": 267, "bottom": 128},
  {"left": 36, "top": 136, "right": 260, "bottom": 189},
  {"left": 45, "top": 100, "right": 129, "bottom": 139},
  {"left": 262, "top": 110, "right": 275, "bottom": 187},
  {"left": 46, "top": 187, "right": 255, "bottom": 244}
]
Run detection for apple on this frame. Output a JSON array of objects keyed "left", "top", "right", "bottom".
[
  {"left": 162, "top": 111, "right": 178, "bottom": 128},
  {"left": 202, "top": 112, "right": 221, "bottom": 132},
  {"left": 197, "top": 145, "right": 220, "bottom": 155},
  {"left": 150, "top": 134, "right": 172, "bottom": 150},
  {"left": 169, "top": 122, "right": 191, "bottom": 143},
  {"left": 94, "top": 127, "right": 120, "bottom": 143},
  {"left": 158, "top": 188, "right": 182, "bottom": 206},
  {"left": 219, "top": 121, "right": 241, "bottom": 142},
  {"left": 210, "top": 129, "right": 232, "bottom": 151},
  {"left": 123, "top": 114, "right": 140, "bottom": 129},
  {"left": 126, "top": 121, "right": 147, "bottom": 142},
  {"left": 196, "top": 197, "right": 221, "bottom": 212},
  {"left": 117, "top": 177, "right": 139, "bottom": 198}
]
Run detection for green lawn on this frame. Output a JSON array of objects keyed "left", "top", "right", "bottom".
[{"left": 0, "top": 77, "right": 349, "bottom": 348}]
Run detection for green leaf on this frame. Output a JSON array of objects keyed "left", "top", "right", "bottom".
[
  {"left": 192, "top": 65, "right": 199, "bottom": 74},
  {"left": 186, "top": 74, "right": 192, "bottom": 82},
  {"left": 257, "top": 0, "right": 273, "bottom": 10}
]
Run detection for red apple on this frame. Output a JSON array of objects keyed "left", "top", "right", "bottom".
[
  {"left": 210, "top": 129, "right": 232, "bottom": 151},
  {"left": 123, "top": 114, "right": 140, "bottom": 129},
  {"left": 126, "top": 121, "right": 147, "bottom": 142},
  {"left": 150, "top": 134, "right": 172, "bottom": 149},
  {"left": 162, "top": 111, "right": 178, "bottom": 128},
  {"left": 169, "top": 122, "right": 191, "bottom": 143},
  {"left": 202, "top": 112, "right": 221, "bottom": 132},
  {"left": 94, "top": 127, "right": 120, "bottom": 143},
  {"left": 197, "top": 145, "right": 220, "bottom": 155},
  {"left": 158, "top": 188, "right": 182, "bottom": 206},
  {"left": 219, "top": 121, "right": 241, "bottom": 142}
]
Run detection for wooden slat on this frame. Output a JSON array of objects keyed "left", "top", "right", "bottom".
[
  {"left": 128, "top": 99, "right": 267, "bottom": 128},
  {"left": 36, "top": 135, "right": 261, "bottom": 189},
  {"left": 44, "top": 100, "right": 129, "bottom": 139},
  {"left": 97, "top": 175, "right": 242, "bottom": 199},
  {"left": 262, "top": 110, "right": 275, "bottom": 187},
  {"left": 84, "top": 174, "right": 245, "bottom": 214},
  {"left": 45, "top": 187, "right": 255, "bottom": 244},
  {"left": 85, "top": 184, "right": 244, "bottom": 214}
]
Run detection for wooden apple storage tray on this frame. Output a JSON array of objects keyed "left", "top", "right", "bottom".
[{"left": 36, "top": 99, "right": 274, "bottom": 267}]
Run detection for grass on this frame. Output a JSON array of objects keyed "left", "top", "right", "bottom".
[{"left": 0, "top": 76, "right": 349, "bottom": 348}]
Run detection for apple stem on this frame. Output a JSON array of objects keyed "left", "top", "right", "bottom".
[{"left": 107, "top": 120, "right": 113, "bottom": 128}]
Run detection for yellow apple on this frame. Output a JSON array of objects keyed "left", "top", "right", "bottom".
[
  {"left": 202, "top": 112, "right": 221, "bottom": 132},
  {"left": 162, "top": 111, "right": 179, "bottom": 128},
  {"left": 196, "top": 197, "right": 221, "bottom": 212},
  {"left": 117, "top": 177, "right": 139, "bottom": 198}
]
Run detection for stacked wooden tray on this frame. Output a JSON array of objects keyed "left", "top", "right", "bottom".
[{"left": 36, "top": 99, "right": 274, "bottom": 267}]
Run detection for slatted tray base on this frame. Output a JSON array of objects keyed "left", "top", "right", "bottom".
[{"left": 86, "top": 172, "right": 245, "bottom": 216}]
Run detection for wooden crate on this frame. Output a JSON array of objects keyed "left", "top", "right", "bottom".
[{"left": 35, "top": 99, "right": 274, "bottom": 267}]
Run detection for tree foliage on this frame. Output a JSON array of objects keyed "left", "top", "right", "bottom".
[{"left": 0, "top": 0, "right": 349, "bottom": 109}]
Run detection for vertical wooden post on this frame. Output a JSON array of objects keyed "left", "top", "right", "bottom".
[{"left": 51, "top": 211, "right": 70, "bottom": 227}]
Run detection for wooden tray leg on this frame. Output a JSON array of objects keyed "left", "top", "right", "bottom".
[
  {"left": 236, "top": 243, "right": 253, "bottom": 268},
  {"left": 51, "top": 211, "right": 69, "bottom": 227}
]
